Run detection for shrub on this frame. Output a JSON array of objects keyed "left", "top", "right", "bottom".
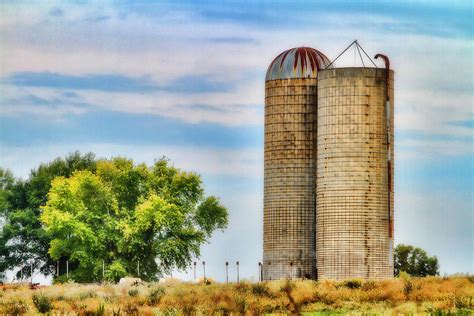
[
  {"left": 95, "top": 303, "right": 106, "bottom": 316},
  {"left": 148, "top": 287, "right": 165, "bottom": 305},
  {"left": 313, "top": 290, "right": 337, "bottom": 305},
  {"left": 79, "top": 290, "right": 97, "bottom": 300},
  {"left": 343, "top": 279, "right": 362, "bottom": 289},
  {"left": 234, "top": 295, "right": 248, "bottom": 314},
  {"left": 402, "top": 279, "right": 413, "bottom": 299},
  {"left": 468, "top": 275, "right": 474, "bottom": 283},
  {"left": 281, "top": 280, "right": 301, "bottom": 314},
  {"left": 32, "top": 293, "right": 53, "bottom": 313},
  {"left": 361, "top": 280, "right": 377, "bottom": 291},
  {"left": 398, "top": 271, "right": 414, "bottom": 299},
  {"left": 128, "top": 288, "right": 139, "bottom": 297},
  {"left": 235, "top": 281, "right": 251, "bottom": 293},
  {"left": 1, "top": 300, "right": 29, "bottom": 315},
  {"left": 53, "top": 275, "right": 74, "bottom": 284},
  {"left": 123, "top": 301, "right": 139, "bottom": 315},
  {"left": 251, "top": 282, "right": 272, "bottom": 297},
  {"left": 454, "top": 295, "right": 473, "bottom": 309},
  {"left": 54, "top": 294, "right": 67, "bottom": 301},
  {"left": 105, "top": 261, "right": 128, "bottom": 283}
]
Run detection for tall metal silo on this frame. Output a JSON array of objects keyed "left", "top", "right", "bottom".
[
  {"left": 263, "top": 47, "right": 331, "bottom": 280},
  {"left": 316, "top": 67, "right": 394, "bottom": 280}
]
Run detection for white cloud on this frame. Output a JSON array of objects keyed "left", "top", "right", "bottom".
[
  {"left": 397, "top": 138, "right": 473, "bottom": 162},
  {"left": 1, "top": 2, "right": 472, "bottom": 167},
  {"left": 1, "top": 5, "right": 472, "bottom": 136},
  {"left": 0, "top": 142, "right": 263, "bottom": 180}
]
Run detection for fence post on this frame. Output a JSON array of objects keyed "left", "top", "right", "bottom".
[
  {"left": 236, "top": 261, "right": 239, "bottom": 283},
  {"left": 225, "top": 262, "right": 229, "bottom": 283},
  {"left": 193, "top": 261, "right": 196, "bottom": 279},
  {"left": 202, "top": 261, "right": 206, "bottom": 281}
]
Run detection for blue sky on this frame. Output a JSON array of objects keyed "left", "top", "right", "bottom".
[{"left": 0, "top": 0, "right": 472, "bottom": 281}]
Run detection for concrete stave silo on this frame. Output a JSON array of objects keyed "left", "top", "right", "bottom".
[
  {"left": 315, "top": 67, "right": 394, "bottom": 280},
  {"left": 263, "top": 44, "right": 394, "bottom": 281},
  {"left": 263, "top": 47, "right": 332, "bottom": 280}
]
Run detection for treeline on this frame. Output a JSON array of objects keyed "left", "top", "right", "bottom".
[
  {"left": 0, "top": 152, "right": 228, "bottom": 283},
  {"left": 0, "top": 152, "right": 439, "bottom": 283}
]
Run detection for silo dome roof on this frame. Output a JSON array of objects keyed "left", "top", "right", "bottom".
[{"left": 266, "top": 47, "right": 332, "bottom": 81}]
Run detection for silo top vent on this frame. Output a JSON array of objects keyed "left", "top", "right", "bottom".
[{"left": 266, "top": 47, "right": 332, "bottom": 81}]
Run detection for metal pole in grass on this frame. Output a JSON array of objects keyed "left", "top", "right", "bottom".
[
  {"left": 258, "top": 262, "right": 262, "bottom": 282},
  {"left": 66, "top": 260, "right": 69, "bottom": 278},
  {"left": 137, "top": 260, "right": 140, "bottom": 277},
  {"left": 202, "top": 261, "right": 206, "bottom": 281},
  {"left": 225, "top": 262, "right": 229, "bottom": 283},
  {"left": 57, "top": 261, "right": 59, "bottom": 277},
  {"left": 30, "top": 263, "right": 33, "bottom": 284},
  {"left": 102, "top": 260, "right": 105, "bottom": 280},
  {"left": 236, "top": 261, "right": 239, "bottom": 283},
  {"left": 20, "top": 265, "right": 23, "bottom": 280},
  {"left": 193, "top": 261, "right": 197, "bottom": 279}
]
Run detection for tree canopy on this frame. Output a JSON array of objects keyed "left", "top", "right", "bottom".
[
  {"left": 394, "top": 244, "right": 439, "bottom": 277},
  {"left": 1, "top": 153, "right": 228, "bottom": 283},
  {"left": 0, "top": 152, "right": 97, "bottom": 279}
]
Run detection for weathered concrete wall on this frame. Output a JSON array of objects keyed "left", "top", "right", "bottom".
[
  {"left": 316, "top": 68, "right": 394, "bottom": 280},
  {"left": 263, "top": 78, "right": 318, "bottom": 280}
]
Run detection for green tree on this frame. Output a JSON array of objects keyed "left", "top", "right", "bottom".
[
  {"left": 0, "top": 168, "right": 14, "bottom": 215},
  {"left": 41, "top": 157, "right": 228, "bottom": 282},
  {"left": 0, "top": 167, "right": 15, "bottom": 281},
  {"left": 0, "top": 152, "right": 97, "bottom": 278},
  {"left": 394, "top": 244, "right": 439, "bottom": 277}
]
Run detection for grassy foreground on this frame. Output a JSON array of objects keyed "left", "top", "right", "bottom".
[{"left": 1, "top": 276, "right": 473, "bottom": 315}]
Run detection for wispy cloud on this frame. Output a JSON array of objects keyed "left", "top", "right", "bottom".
[
  {"left": 4, "top": 72, "right": 233, "bottom": 93},
  {"left": 0, "top": 110, "right": 263, "bottom": 148},
  {"left": 208, "top": 36, "right": 257, "bottom": 44},
  {"left": 0, "top": 142, "right": 263, "bottom": 180},
  {"left": 83, "top": 15, "right": 110, "bottom": 23},
  {"left": 48, "top": 7, "right": 63, "bottom": 17},
  {"left": 446, "top": 119, "right": 474, "bottom": 129}
]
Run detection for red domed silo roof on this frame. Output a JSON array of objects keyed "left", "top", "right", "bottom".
[{"left": 266, "top": 47, "right": 332, "bottom": 81}]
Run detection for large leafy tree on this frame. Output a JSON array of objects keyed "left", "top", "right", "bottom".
[
  {"left": 41, "top": 157, "right": 228, "bottom": 282},
  {"left": 394, "top": 244, "right": 439, "bottom": 277},
  {"left": 0, "top": 152, "right": 97, "bottom": 278}
]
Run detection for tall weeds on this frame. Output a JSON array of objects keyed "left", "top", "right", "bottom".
[{"left": 0, "top": 276, "right": 472, "bottom": 315}]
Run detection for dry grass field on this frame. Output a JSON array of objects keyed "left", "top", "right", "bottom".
[{"left": 0, "top": 276, "right": 473, "bottom": 315}]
